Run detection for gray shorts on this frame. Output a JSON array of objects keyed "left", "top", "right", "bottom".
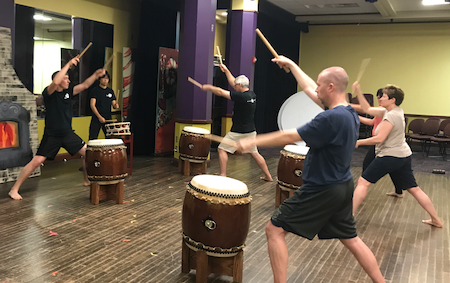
[
  {"left": 271, "top": 179, "right": 357, "bottom": 240},
  {"left": 218, "top": 131, "right": 258, "bottom": 154}
]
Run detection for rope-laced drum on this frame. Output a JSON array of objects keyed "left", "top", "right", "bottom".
[
  {"left": 85, "top": 139, "right": 128, "bottom": 184},
  {"left": 182, "top": 175, "right": 251, "bottom": 257},
  {"left": 106, "top": 122, "right": 131, "bottom": 136},
  {"left": 179, "top": 126, "right": 211, "bottom": 163},
  {"left": 277, "top": 144, "right": 310, "bottom": 190}
]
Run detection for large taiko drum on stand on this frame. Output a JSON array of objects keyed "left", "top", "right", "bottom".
[
  {"left": 106, "top": 122, "right": 131, "bottom": 137},
  {"left": 179, "top": 126, "right": 211, "bottom": 163},
  {"left": 277, "top": 144, "right": 309, "bottom": 190},
  {"left": 182, "top": 175, "right": 251, "bottom": 257},
  {"left": 86, "top": 139, "right": 128, "bottom": 184}
]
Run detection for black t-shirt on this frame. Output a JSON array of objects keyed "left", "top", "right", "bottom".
[
  {"left": 42, "top": 86, "right": 74, "bottom": 135},
  {"left": 230, "top": 90, "right": 257, "bottom": 133},
  {"left": 90, "top": 86, "right": 116, "bottom": 121}
]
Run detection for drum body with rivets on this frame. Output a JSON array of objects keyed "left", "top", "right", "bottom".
[
  {"left": 179, "top": 126, "right": 210, "bottom": 163},
  {"left": 86, "top": 139, "right": 127, "bottom": 184},
  {"left": 182, "top": 175, "right": 251, "bottom": 257},
  {"left": 277, "top": 145, "right": 309, "bottom": 190}
]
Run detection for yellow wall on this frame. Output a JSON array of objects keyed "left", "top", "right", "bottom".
[
  {"left": 214, "top": 22, "right": 226, "bottom": 61},
  {"left": 17, "top": 0, "right": 140, "bottom": 96},
  {"left": 299, "top": 23, "right": 450, "bottom": 116}
]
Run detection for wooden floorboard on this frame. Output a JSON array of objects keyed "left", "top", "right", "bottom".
[{"left": 0, "top": 151, "right": 449, "bottom": 283}]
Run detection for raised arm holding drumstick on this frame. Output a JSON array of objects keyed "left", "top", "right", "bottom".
[
  {"left": 235, "top": 55, "right": 385, "bottom": 283},
  {"left": 8, "top": 56, "right": 105, "bottom": 200},
  {"left": 198, "top": 63, "right": 273, "bottom": 181}
]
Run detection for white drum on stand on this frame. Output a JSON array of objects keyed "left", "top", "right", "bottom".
[{"left": 277, "top": 91, "right": 323, "bottom": 146}]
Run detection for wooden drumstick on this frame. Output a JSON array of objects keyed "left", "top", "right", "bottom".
[
  {"left": 78, "top": 42, "right": 93, "bottom": 59},
  {"left": 188, "top": 77, "right": 203, "bottom": 89},
  {"left": 217, "top": 46, "right": 223, "bottom": 65},
  {"left": 356, "top": 58, "right": 371, "bottom": 82},
  {"left": 205, "top": 134, "right": 237, "bottom": 148},
  {"left": 105, "top": 119, "right": 117, "bottom": 123},
  {"left": 256, "top": 28, "right": 290, "bottom": 73},
  {"left": 103, "top": 54, "right": 115, "bottom": 69}
]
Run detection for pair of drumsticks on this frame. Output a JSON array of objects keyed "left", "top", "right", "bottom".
[
  {"left": 73, "top": 42, "right": 115, "bottom": 69},
  {"left": 188, "top": 29, "right": 371, "bottom": 146}
]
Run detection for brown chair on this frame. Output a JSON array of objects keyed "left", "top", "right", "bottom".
[
  {"left": 405, "top": 118, "right": 425, "bottom": 143},
  {"left": 410, "top": 118, "right": 440, "bottom": 156},
  {"left": 431, "top": 123, "right": 450, "bottom": 160},
  {"left": 436, "top": 119, "right": 450, "bottom": 137}
]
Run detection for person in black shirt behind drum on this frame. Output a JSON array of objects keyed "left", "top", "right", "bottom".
[
  {"left": 88, "top": 71, "right": 119, "bottom": 140},
  {"left": 8, "top": 57, "right": 105, "bottom": 200},
  {"left": 201, "top": 64, "right": 272, "bottom": 181}
]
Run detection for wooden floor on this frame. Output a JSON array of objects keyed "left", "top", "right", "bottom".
[{"left": 0, "top": 151, "right": 449, "bottom": 283}]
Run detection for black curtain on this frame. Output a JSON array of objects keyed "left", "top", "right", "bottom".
[
  {"left": 253, "top": 0, "right": 308, "bottom": 134},
  {"left": 131, "top": 0, "right": 179, "bottom": 155},
  {"left": 73, "top": 19, "right": 113, "bottom": 116},
  {"left": 14, "top": 4, "right": 34, "bottom": 93}
]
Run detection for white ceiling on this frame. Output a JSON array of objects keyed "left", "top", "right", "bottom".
[{"left": 267, "top": 0, "right": 450, "bottom": 24}]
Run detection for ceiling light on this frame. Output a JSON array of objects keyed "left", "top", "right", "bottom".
[
  {"left": 33, "top": 15, "right": 52, "bottom": 21},
  {"left": 422, "top": 0, "right": 450, "bottom": 6},
  {"left": 33, "top": 37, "right": 40, "bottom": 40}
]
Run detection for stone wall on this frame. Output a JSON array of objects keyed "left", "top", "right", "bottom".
[{"left": 0, "top": 27, "right": 40, "bottom": 183}]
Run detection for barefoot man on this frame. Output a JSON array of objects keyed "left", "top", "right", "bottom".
[
  {"left": 236, "top": 55, "right": 385, "bottom": 283},
  {"left": 200, "top": 63, "right": 272, "bottom": 181},
  {"left": 9, "top": 57, "right": 105, "bottom": 200}
]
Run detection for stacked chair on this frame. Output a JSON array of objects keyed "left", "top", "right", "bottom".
[
  {"left": 430, "top": 119, "right": 450, "bottom": 160},
  {"left": 407, "top": 118, "right": 440, "bottom": 156}
]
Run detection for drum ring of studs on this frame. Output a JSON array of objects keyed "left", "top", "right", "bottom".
[
  {"left": 293, "top": 168, "right": 302, "bottom": 177},
  {"left": 203, "top": 216, "right": 217, "bottom": 231}
]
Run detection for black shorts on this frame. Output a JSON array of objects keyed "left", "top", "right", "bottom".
[
  {"left": 36, "top": 131, "right": 86, "bottom": 160},
  {"left": 271, "top": 179, "right": 357, "bottom": 240},
  {"left": 361, "top": 156, "right": 418, "bottom": 190}
]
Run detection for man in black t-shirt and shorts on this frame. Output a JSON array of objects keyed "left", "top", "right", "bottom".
[
  {"left": 8, "top": 57, "right": 105, "bottom": 200},
  {"left": 201, "top": 64, "right": 272, "bottom": 181},
  {"left": 89, "top": 71, "right": 119, "bottom": 140},
  {"left": 236, "top": 56, "right": 385, "bottom": 283}
]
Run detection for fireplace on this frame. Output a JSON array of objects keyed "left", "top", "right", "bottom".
[
  {"left": 0, "top": 101, "right": 32, "bottom": 169},
  {"left": 0, "top": 27, "right": 40, "bottom": 183}
]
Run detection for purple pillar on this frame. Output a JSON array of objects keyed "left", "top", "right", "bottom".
[
  {"left": 226, "top": 11, "right": 257, "bottom": 114},
  {"left": 176, "top": 0, "right": 216, "bottom": 122}
]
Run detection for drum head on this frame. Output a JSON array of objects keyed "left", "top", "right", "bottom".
[
  {"left": 87, "top": 139, "right": 124, "bottom": 146},
  {"left": 183, "top": 126, "right": 210, "bottom": 135},
  {"left": 278, "top": 91, "right": 323, "bottom": 146},
  {"left": 283, "top": 144, "right": 309, "bottom": 155},
  {"left": 190, "top": 175, "right": 248, "bottom": 196}
]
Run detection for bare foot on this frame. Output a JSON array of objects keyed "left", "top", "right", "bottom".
[
  {"left": 9, "top": 191, "right": 23, "bottom": 200},
  {"left": 260, "top": 176, "right": 273, "bottom": 182},
  {"left": 386, "top": 192, "right": 403, "bottom": 198},
  {"left": 83, "top": 180, "right": 91, "bottom": 187},
  {"left": 422, "top": 219, "right": 443, "bottom": 228}
]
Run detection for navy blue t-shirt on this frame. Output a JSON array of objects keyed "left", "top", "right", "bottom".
[
  {"left": 297, "top": 105, "right": 359, "bottom": 189},
  {"left": 230, "top": 90, "right": 256, "bottom": 133},
  {"left": 42, "top": 86, "right": 74, "bottom": 136}
]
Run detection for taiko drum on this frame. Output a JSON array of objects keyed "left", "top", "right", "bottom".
[
  {"left": 179, "top": 126, "right": 210, "bottom": 163},
  {"left": 85, "top": 139, "right": 128, "bottom": 184},
  {"left": 182, "top": 175, "right": 251, "bottom": 257},
  {"left": 277, "top": 144, "right": 309, "bottom": 190}
]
